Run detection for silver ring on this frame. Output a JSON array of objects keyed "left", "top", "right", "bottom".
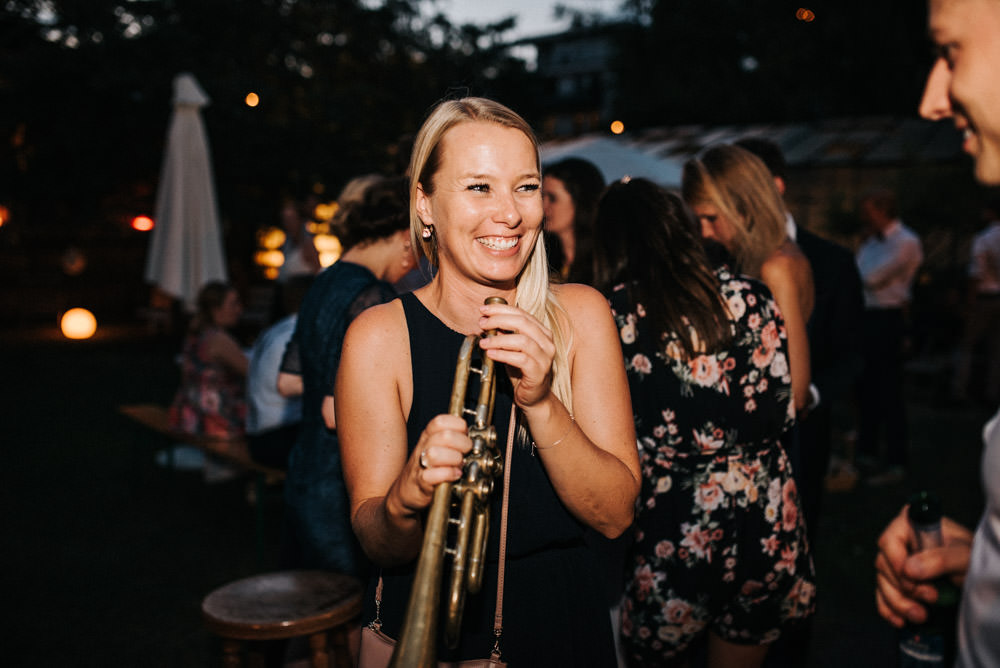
[{"left": 419, "top": 450, "right": 429, "bottom": 469}]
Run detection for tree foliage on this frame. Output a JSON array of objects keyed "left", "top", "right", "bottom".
[
  {"left": 0, "top": 0, "right": 938, "bottom": 240},
  {"left": 614, "top": 0, "right": 930, "bottom": 126},
  {"left": 0, "top": 0, "right": 534, "bottom": 236}
]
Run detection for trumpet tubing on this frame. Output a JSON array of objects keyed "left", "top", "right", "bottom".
[{"left": 389, "top": 297, "right": 507, "bottom": 668}]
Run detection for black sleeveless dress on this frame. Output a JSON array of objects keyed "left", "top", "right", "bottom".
[{"left": 361, "top": 292, "right": 616, "bottom": 666}]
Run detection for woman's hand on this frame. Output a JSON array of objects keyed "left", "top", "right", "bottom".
[
  {"left": 387, "top": 414, "right": 471, "bottom": 519},
  {"left": 477, "top": 301, "right": 556, "bottom": 409}
]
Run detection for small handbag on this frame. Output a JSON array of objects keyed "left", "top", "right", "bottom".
[{"left": 358, "top": 407, "right": 516, "bottom": 668}]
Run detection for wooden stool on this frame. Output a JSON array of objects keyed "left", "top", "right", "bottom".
[{"left": 202, "top": 570, "right": 363, "bottom": 668}]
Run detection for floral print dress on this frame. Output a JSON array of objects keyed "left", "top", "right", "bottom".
[
  {"left": 611, "top": 266, "right": 815, "bottom": 666},
  {"left": 168, "top": 327, "right": 246, "bottom": 439}
]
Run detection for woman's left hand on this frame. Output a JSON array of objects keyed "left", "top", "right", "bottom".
[{"left": 477, "top": 301, "right": 555, "bottom": 409}]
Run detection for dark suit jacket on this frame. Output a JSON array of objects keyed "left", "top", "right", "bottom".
[
  {"left": 793, "top": 225, "right": 865, "bottom": 542},
  {"left": 796, "top": 225, "right": 865, "bottom": 404}
]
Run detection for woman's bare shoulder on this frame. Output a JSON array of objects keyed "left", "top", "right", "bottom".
[
  {"left": 552, "top": 282, "right": 610, "bottom": 315},
  {"left": 763, "top": 241, "right": 812, "bottom": 282},
  {"left": 551, "top": 283, "right": 616, "bottom": 345},
  {"left": 204, "top": 328, "right": 242, "bottom": 353},
  {"left": 343, "top": 298, "right": 407, "bottom": 350}
]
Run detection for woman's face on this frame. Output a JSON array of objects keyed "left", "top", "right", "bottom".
[
  {"left": 542, "top": 175, "right": 576, "bottom": 235},
  {"left": 691, "top": 201, "right": 737, "bottom": 250},
  {"left": 212, "top": 290, "right": 243, "bottom": 329},
  {"left": 416, "top": 121, "right": 542, "bottom": 287}
]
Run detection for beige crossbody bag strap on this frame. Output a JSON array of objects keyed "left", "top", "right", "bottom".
[{"left": 489, "top": 404, "right": 516, "bottom": 659}]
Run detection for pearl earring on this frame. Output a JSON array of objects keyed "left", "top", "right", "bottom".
[{"left": 421, "top": 226, "right": 432, "bottom": 239}]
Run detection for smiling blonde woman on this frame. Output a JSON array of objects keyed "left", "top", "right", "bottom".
[{"left": 337, "top": 97, "right": 639, "bottom": 666}]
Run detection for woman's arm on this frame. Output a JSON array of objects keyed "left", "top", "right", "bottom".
[
  {"left": 761, "top": 249, "right": 813, "bottom": 413},
  {"left": 336, "top": 301, "right": 472, "bottom": 565},
  {"left": 208, "top": 330, "right": 249, "bottom": 377},
  {"left": 276, "top": 371, "right": 304, "bottom": 397},
  {"left": 478, "top": 284, "right": 640, "bottom": 538}
]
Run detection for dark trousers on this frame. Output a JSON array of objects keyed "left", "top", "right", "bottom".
[
  {"left": 797, "top": 404, "right": 832, "bottom": 546},
  {"left": 857, "top": 308, "right": 908, "bottom": 468},
  {"left": 247, "top": 423, "right": 298, "bottom": 470}
]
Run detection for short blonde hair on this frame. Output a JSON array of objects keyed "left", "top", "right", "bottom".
[
  {"left": 682, "top": 144, "right": 788, "bottom": 277},
  {"left": 408, "top": 97, "right": 572, "bottom": 409}
]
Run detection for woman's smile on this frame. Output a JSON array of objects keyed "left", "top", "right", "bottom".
[{"left": 476, "top": 235, "right": 519, "bottom": 251}]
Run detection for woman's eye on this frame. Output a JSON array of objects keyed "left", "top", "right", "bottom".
[
  {"left": 519, "top": 183, "right": 540, "bottom": 193},
  {"left": 468, "top": 183, "right": 489, "bottom": 193}
]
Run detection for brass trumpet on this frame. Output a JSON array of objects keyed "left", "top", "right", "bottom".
[{"left": 389, "top": 296, "right": 507, "bottom": 667}]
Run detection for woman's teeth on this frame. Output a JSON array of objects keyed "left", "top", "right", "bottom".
[{"left": 477, "top": 236, "right": 517, "bottom": 250}]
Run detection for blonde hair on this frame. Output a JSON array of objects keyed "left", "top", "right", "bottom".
[
  {"left": 408, "top": 97, "right": 573, "bottom": 409},
  {"left": 681, "top": 144, "right": 788, "bottom": 277}
]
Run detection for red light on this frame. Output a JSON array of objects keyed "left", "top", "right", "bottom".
[{"left": 131, "top": 215, "right": 154, "bottom": 231}]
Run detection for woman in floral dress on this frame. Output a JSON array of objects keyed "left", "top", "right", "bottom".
[
  {"left": 168, "top": 281, "right": 248, "bottom": 439},
  {"left": 591, "top": 178, "right": 815, "bottom": 667}
]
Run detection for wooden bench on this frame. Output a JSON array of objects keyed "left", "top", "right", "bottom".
[{"left": 118, "top": 403, "right": 285, "bottom": 565}]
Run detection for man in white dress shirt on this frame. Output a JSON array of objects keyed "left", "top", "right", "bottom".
[
  {"left": 876, "top": 2, "right": 1000, "bottom": 665},
  {"left": 953, "top": 197, "right": 1000, "bottom": 404},
  {"left": 854, "top": 189, "right": 923, "bottom": 485}
]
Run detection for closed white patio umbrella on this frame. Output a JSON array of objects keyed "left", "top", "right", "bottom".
[{"left": 144, "top": 73, "right": 228, "bottom": 312}]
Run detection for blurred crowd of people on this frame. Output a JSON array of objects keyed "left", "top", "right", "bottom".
[{"left": 155, "top": 2, "right": 1000, "bottom": 664}]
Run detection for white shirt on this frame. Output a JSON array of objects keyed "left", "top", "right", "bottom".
[
  {"left": 958, "top": 407, "right": 1000, "bottom": 667},
  {"left": 246, "top": 314, "right": 302, "bottom": 434},
  {"left": 969, "top": 221, "right": 1000, "bottom": 295},
  {"left": 785, "top": 212, "right": 797, "bottom": 241},
  {"left": 855, "top": 220, "right": 923, "bottom": 309}
]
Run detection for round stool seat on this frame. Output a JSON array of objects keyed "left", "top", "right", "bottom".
[{"left": 202, "top": 570, "right": 363, "bottom": 667}]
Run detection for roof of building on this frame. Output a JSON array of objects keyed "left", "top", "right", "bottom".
[{"left": 540, "top": 116, "right": 965, "bottom": 186}]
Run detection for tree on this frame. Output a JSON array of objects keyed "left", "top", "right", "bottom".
[
  {"left": 0, "top": 0, "right": 534, "bottom": 241},
  {"left": 614, "top": 0, "right": 930, "bottom": 127}
]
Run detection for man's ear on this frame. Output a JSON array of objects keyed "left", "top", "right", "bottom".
[{"left": 773, "top": 176, "right": 787, "bottom": 197}]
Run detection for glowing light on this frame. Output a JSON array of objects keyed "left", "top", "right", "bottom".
[
  {"left": 257, "top": 226, "right": 286, "bottom": 250},
  {"left": 610, "top": 120, "right": 625, "bottom": 135},
  {"left": 306, "top": 221, "right": 330, "bottom": 235},
  {"left": 796, "top": 8, "right": 816, "bottom": 22},
  {"left": 245, "top": 92, "right": 260, "bottom": 107},
  {"left": 0, "top": 204, "right": 9, "bottom": 228},
  {"left": 254, "top": 249, "right": 286, "bottom": 269},
  {"left": 61, "top": 308, "right": 97, "bottom": 340},
  {"left": 314, "top": 202, "right": 338, "bottom": 222},
  {"left": 131, "top": 215, "right": 154, "bottom": 231},
  {"left": 314, "top": 233, "right": 342, "bottom": 267},
  {"left": 61, "top": 247, "right": 87, "bottom": 276}
]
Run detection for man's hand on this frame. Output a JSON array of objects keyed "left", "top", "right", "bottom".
[{"left": 875, "top": 505, "right": 973, "bottom": 627}]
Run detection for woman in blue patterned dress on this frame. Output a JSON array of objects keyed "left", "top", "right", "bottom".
[
  {"left": 277, "top": 176, "right": 417, "bottom": 579},
  {"left": 590, "top": 178, "right": 815, "bottom": 667}
]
